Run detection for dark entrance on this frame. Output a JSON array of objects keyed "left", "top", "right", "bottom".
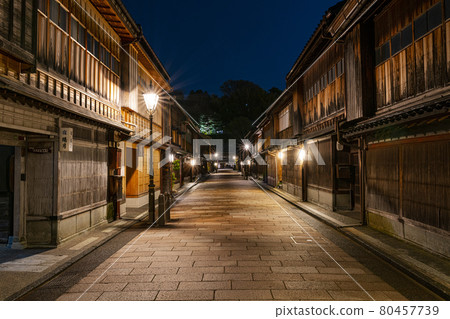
[
  {"left": 351, "top": 151, "right": 361, "bottom": 211},
  {"left": 0, "top": 146, "right": 15, "bottom": 244}
]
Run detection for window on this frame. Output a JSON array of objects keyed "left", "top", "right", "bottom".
[
  {"left": 446, "top": 0, "right": 450, "bottom": 20},
  {"left": 320, "top": 74, "right": 327, "bottom": 91},
  {"left": 414, "top": 13, "right": 428, "bottom": 40},
  {"left": 401, "top": 24, "right": 412, "bottom": 48},
  {"left": 428, "top": 2, "right": 442, "bottom": 31},
  {"left": 414, "top": 3, "right": 442, "bottom": 40},
  {"left": 391, "top": 33, "right": 401, "bottom": 55},
  {"left": 278, "top": 106, "right": 290, "bottom": 132},
  {"left": 336, "top": 59, "right": 344, "bottom": 77},
  {"left": 111, "top": 56, "right": 119, "bottom": 75},
  {"left": 49, "top": 1, "right": 68, "bottom": 32},
  {"left": 59, "top": 6, "right": 67, "bottom": 32},
  {"left": 87, "top": 33, "right": 93, "bottom": 53},
  {"left": 49, "top": 0, "right": 58, "bottom": 23},
  {"left": 328, "top": 66, "right": 336, "bottom": 84},
  {"left": 71, "top": 18, "right": 78, "bottom": 39},
  {"left": 375, "top": 41, "right": 390, "bottom": 65},
  {"left": 38, "top": 0, "right": 47, "bottom": 14}
]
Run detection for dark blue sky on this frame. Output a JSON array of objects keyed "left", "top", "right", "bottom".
[{"left": 122, "top": 0, "right": 339, "bottom": 95}]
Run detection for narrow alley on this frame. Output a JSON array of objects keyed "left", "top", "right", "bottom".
[{"left": 20, "top": 170, "right": 441, "bottom": 301}]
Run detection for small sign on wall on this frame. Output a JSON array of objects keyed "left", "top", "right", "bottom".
[{"left": 60, "top": 128, "right": 73, "bottom": 152}]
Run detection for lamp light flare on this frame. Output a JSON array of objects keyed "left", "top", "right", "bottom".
[
  {"left": 190, "top": 159, "right": 195, "bottom": 166},
  {"left": 244, "top": 144, "right": 250, "bottom": 150},
  {"left": 299, "top": 148, "right": 306, "bottom": 162},
  {"left": 278, "top": 151, "right": 283, "bottom": 159},
  {"left": 143, "top": 93, "right": 159, "bottom": 113}
]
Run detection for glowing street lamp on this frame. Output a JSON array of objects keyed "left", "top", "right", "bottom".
[
  {"left": 299, "top": 148, "right": 306, "bottom": 163},
  {"left": 144, "top": 92, "right": 159, "bottom": 223},
  {"left": 190, "top": 158, "right": 195, "bottom": 182}
]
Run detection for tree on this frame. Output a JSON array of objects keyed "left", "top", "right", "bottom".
[{"left": 178, "top": 80, "right": 281, "bottom": 140}]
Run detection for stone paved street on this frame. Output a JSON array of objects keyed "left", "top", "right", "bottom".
[{"left": 20, "top": 170, "right": 440, "bottom": 301}]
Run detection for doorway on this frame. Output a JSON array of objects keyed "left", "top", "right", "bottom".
[
  {"left": 0, "top": 146, "right": 14, "bottom": 244},
  {"left": 351, "top": 151, "right": 361, "bottom": 211}
]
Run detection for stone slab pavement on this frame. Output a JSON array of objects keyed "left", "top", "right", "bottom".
[{"left": 19, "top": 170, "right": 442, "bottom": 301}]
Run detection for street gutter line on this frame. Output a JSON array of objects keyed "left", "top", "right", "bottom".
[
  {"left": 251, "top": 177, "right": 376, "bottom": 301},
  {"left": 76, "top": 178, "right": 202, "bottom": 301}
]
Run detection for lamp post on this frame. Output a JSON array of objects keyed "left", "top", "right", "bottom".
[{"left": 144, "top": 92, "right": 159, "bottom": 223}]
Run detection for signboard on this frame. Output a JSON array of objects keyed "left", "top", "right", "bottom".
[{"left": 60, "top": 128, "right": 73, "bottom": 152}]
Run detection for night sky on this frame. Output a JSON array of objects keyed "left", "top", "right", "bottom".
[{"left": 122, "top": 0, "right": 340, "bottom": 95}]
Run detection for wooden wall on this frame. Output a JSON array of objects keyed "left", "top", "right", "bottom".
[
  {"left": 301, "top": 43, "right": 345, "bottom": 127},
  {"left": 306, "top": 138, "right": 333, "bottom": 190},
  {"left": 366, "top": 136, "right": 450, "bottom": 232},
  {"left": 374, "top": 0, "right": 448, "bottom": 110},
  {"left": 58, "top": 123, "right": 108, "bottom": 213},
  {"left": 282, "top": 149, "right": 302, "bottom": 187},
  {"left": 0, "top": 0, "right": 34, "bottom": 54},
  {"left": 345, "top": 22, "right": 375, "bottom": 121}
]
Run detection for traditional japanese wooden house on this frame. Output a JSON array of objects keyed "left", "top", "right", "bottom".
[{"left": 250, "top": 0, "right": 449, "bottom": 256}]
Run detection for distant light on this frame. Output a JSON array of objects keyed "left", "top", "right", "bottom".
[
  {"left": 247, "top": 160, "right": 250, "bottom": 165},
  {"left": 244, "top": 144, "right": 250, "bottom": 150},
  {"left": 214, "top": 162, "right": 218, "bottom": 167},
  {"left": 232, "top": 156, "right": 236, "bottom": 160},
  {"left": 190, "top": 159, "right": 195, "bottom": 166},
  {"left": 278, "top": 152, "right": 283, "bottom": 159},
  {"left": 214, "top": 153, "right": 219, "bottom": 158},
  {"left": 240, "top": 161, "right": 244, "bottom": 166}
]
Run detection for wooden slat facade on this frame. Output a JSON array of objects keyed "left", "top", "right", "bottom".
[{"left": 250, "top": 0, "right": 450, "bottom": 255}]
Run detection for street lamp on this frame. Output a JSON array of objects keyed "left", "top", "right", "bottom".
[
  {"left": 190, "top": 158, "right": 195, "bottom": 182},
  {"left": 299, "top": 148, "right": 306, "bottom": 163},
  {"left": 144, "top": 92, "right": 159, "bottom": 223}
]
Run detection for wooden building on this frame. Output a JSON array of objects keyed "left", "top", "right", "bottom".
[
  {"left": 250, "top": 0, "right": 449, "bottom": 256},
  {"left": 0, "top": 0, "right": 196, "bottom": 247}
]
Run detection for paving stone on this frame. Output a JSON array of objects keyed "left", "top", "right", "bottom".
[
  {"left": 123, "top": 282, "right": 179, "bottom": 291},
  {"left": 215, "top": 289, "right": 273, "bottom": 300},
  {"left": 152, "top": 274, "right": 203, "bottom": 282},
  {"left": 327, "top": 290, "right": 374, "bottom": 301},
  {"left": 232, "top": 280, "right": 285, "bottom": 290},
  {"left": 271, "top": 266, "right": 318, "bottom": 274},
  {"left": 203, "top": 273, "right": 252, "bottom": 281},
  {"left": 253, "top": 273, "right": 304, "bottom": 281},
  {"left": 178, "top": 281, "right": 230, "bottom": 290},
  {"left": 272, "top": 289, "right": 332, "bottom": 300},
  {"left": 130, "top": 267, "right": 179, "bottom": 275},
  {"left": 156, "top": 290, "right": 213, "bottom": 301},
  {"left": 98, "top": 291, "right": 157, "bottom": 301},
  {"left": 224, "top": 266, "right": 272, "bottom": 273},
  {"left": 284, "top": 281, "right": 339, "bottom": 290}
]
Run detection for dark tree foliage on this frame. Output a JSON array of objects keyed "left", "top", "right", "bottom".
[{"left": 180, "top": 80, "right": 281, "bottom": 139}]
